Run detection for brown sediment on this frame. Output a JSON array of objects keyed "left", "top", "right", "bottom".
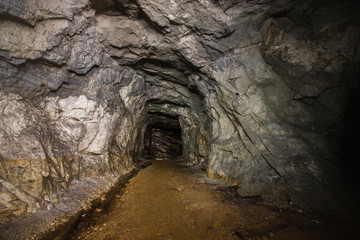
[{"left": 69, "top": 160, "right": 357, "bottom": 240}]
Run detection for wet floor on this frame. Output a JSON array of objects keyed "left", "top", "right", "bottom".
[{"left": 69, "top": 160, "right": 357, "bottom": 240}]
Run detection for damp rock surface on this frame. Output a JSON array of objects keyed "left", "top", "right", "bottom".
[{"left": 0, "top": 162, "right": 149, "bottom": 240}]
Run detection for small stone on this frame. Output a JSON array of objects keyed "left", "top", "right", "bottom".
[
  {"left": 313, "top": 220, "right": 321, "bottom": 224},
  {"left": 213, "top": 222, "right": 221, "bottom": 228}
]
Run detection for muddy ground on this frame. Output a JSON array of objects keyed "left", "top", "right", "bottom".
[{"left": 69, "top": 160, "right": 359, "bottom": 240}]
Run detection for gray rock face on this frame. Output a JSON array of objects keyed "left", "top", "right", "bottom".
[{"left": 0, "top": 0, "right": 359, "bottom": 221}]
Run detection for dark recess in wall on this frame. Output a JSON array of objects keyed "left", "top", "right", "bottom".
[{"left": 340, "top": 82, "right": 360, "bottom": 186}]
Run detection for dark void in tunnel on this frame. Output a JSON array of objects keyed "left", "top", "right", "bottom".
[
  {"left": 339, "top": 85, "right": 360, "bottom": 186},
  {"left": 144, "top": 113, "right": 182, "bottom": 159}
]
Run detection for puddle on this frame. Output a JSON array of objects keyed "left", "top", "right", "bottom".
[{"left": 69, "top": 160, "right": 357, "bottom": 240}]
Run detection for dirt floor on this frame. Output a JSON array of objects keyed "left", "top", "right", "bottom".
[{"left": 69, "top": 160, "right": 358, "bottom": 240}]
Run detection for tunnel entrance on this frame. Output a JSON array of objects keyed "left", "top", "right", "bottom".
[{"left": 144, "top": 113, "right": 182, "bottom": 159}]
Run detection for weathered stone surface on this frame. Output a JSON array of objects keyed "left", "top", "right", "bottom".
[
  {"left": 0, "top": 92, "right": 75, "bottom": 217},
  {"left": 0, "top": 18, "right": 70, "bottom": 59},
  {"left": 45, "top": 95, "right": 119, "bottom": 155},
  {"left": 0, "top": 91, "right": 125, "bottom": 220},
  {"left": 1, "top": 0, "right": 360, "bottom": 224},
  {"left": 0, "top": 0, "right": 86, "bottom": 26},
  {"left": 66, "top": 26, "right": 103, "bottom": 74}
]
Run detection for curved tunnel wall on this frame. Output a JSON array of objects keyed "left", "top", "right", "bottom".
[{"left": 0, "top": 0, "right": 359, "bottom": 221}]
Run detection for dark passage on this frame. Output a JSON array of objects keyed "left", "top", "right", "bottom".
[
  {"left": 144, "top": 113, "right": 182, "bottom": 159},
  {"left": 340, "top": 86, "right": 360, "bottom": 186}
]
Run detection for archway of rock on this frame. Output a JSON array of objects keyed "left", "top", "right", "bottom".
[{"left": 126, "top": 51, "right": 209, "bottom": 166}]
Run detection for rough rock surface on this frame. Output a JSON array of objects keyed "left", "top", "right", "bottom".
[{"left": 0, "top": 0, "right": 359, "bottom": 223}]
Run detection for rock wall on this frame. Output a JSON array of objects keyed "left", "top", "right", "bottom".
[{"left": 0, "top": 0, "right": 359, "bottom": 220}]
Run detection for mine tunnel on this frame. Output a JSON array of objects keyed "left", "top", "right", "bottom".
[
  {"left": 144, "top": 112, "right": 183, "bottom": 159},
  {"left": 1, "top": 0, "right": 360, "bottom": 239}
]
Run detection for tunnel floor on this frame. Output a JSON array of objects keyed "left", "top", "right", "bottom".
[{"left": 69, "top": 160, "right": 356, "bottom": 240}]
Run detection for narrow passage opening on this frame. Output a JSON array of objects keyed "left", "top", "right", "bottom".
[{"left": 144, "top": 114, "right": 182, "bottom": 160}]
